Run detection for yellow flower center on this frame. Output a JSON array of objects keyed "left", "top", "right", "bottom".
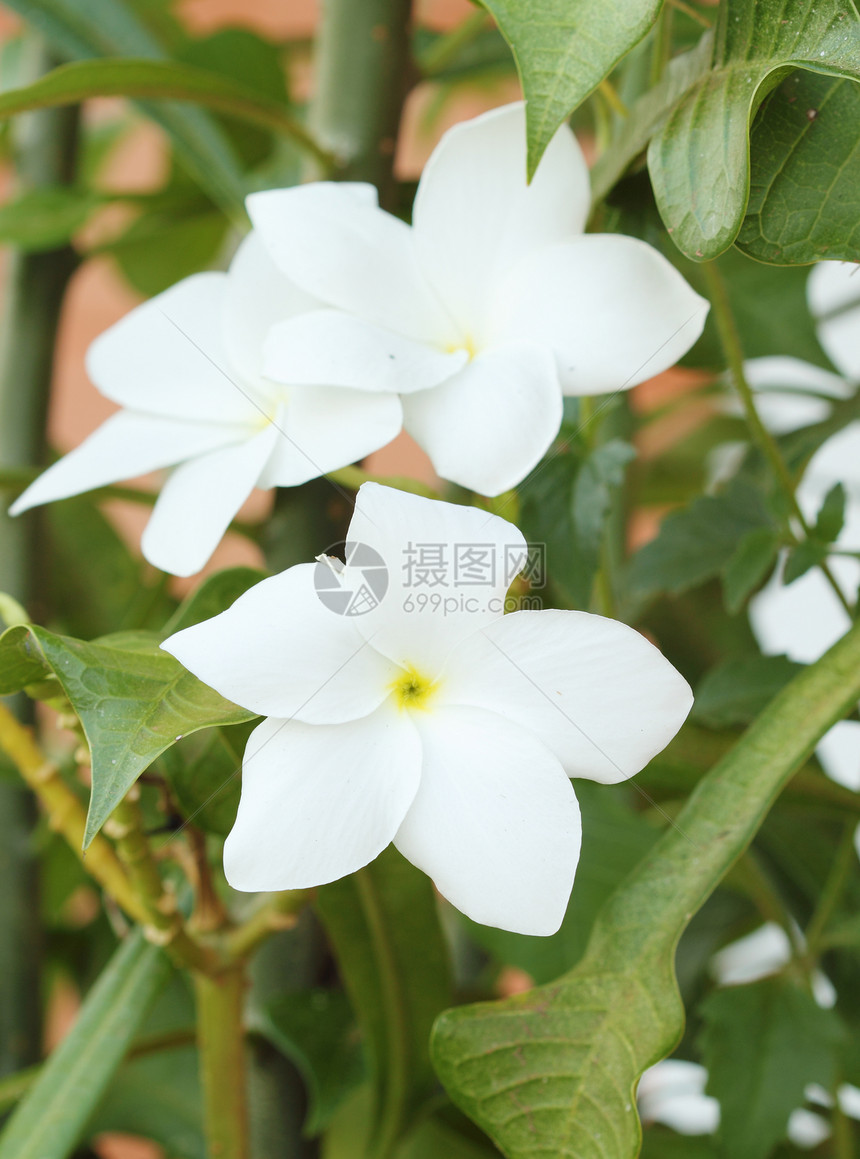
[
  {"left": 390, "top": 665, "right": 438, "bottom": 712},
  {"left": 445, "top": 335, "right": 477, "bottom": 360}
]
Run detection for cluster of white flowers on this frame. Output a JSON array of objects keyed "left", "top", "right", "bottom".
[{"left": 9, "top": 102, "right": 708, "bottom": 933}]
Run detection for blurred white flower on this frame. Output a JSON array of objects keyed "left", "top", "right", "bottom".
[
  {"left": 710, "top": 921, "right": 836, "bottom": 1008},
  {"left": 9, "top": 233, "right": 402, "bottom": 576},
  {"left": 249, "top": 102, "right": 708, "bottom": 496},
  {"left": 745, "top": 261, "right": 860, "bottom": 791},
  {"left": 162, "top": 483, "right": 692, "bottom": 935}
]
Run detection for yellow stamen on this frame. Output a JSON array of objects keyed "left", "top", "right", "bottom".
[{"left": 390, "top": 665, "right": 438, "bottom": 712}]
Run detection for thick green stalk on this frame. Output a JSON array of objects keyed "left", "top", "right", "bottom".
[
  {"left": 194, "top": 966, "right": 250, "bottom": 1159},
  {"left": 0, "top": 38, "right": 78, "bottom": 1078},
  {"left": 308, "top": 0, "right": 414, "bottom": 208}
]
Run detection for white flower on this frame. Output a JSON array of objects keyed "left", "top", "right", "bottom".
[
  {"left": 710, "top": 921, "right": 836, "bottom": 1009},
  {"left": 745, "top": 261, "right": 860, "bottom": 791},
  {"left": 162, "top": 483, "right": 691, "bottom": 935},
  {"left": 9, "top": 232, "right": 402, "bottom": 576},
  {"left": 248, "top": 102, "right": 709, "bottom": 497}
]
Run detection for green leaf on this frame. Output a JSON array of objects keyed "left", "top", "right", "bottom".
[
  {"left": 465, "top": 781, "right": 659, "bottom": 985},
  {"left": 647, "top": 0, "right": 860, "bottom": 261},
  {"left": 105, "top": 206, "right": 228, "bottom": 296},
  {"left": 0, "top": 930, "right": 171, "bottom": 1159},
  {"left": 0, "top": 622, "right": 256, "bottom": 845},
  {"left": 479, "top": 0, "right": 663, "bottom": 177},
  {"left": 162, "top": 566, "right": 266, "bottom": 637},
  {"left": 431, "top": 617, "right": 860, "bottom": 1159},
  {"left": 738, "top": 72, "right": 860, "bottom": 264},
  {"left": 783, "top": 540, "right": 828, "bottom": 585},
  {"left": 572, "top": 439, "right": 637, "bottom": 560},
  {"left": 0, "top": 186, "right": 101, "bottom": 250},
  {"left": 692, "top": 655, "right": 804, "bottom": 729},
  {"left": 257, "top": 989, "right": 366, "bottom": 1135},
  {"left": 162, "top": 725, "right": 251, "bottom": 836},
  {"left": 813, "top": 483, "right": 846, "bottom": 545},
  {"left": 721, "top": 527, "right": 780, "bottom": 614},
  {"left": 316, "top": 847, "right": 453, "bottom": 1155},
  {"left": 2, "top": 0, "right": 249, "bottom": 213},
  {"left": 700, "top": 979, "right": 843, "bottom": 1159},
  {"left": 628, "top": 478, "right": 776, "bottom": 601}
]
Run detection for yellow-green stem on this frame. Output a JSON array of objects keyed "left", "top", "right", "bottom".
[
  {"left": 195, "top": 965, "right": 250, "bottom": 1159},
  {"left": 224, "top": 891, "right": 312, "bottom": 962}
]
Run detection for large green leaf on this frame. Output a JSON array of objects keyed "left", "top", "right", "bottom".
[
  {"left": 431, "top": 616, "right": 860, "bottom": 1159},
  {"left": 738, "top": 71, "right": 860, "bottom": 264},
  {"left": 316, "top": 847, "right": 453, "bottom": 1157},
  {"left": 2, "top": 0, "right": 247, "bottom": 212},
  {"left": 0, "top": 58, "right": 328, "bottom": 168},
  {"left": 700, "top": 979, "right": 843, "bottom": 1159},
  {"left": 692, "top": 655, "right": 804, "bottom": 729},
  {"left": 0, "top": 622, "right": 256, "bottom": 845},
  {"left": 0, "top": 930, "right": 171, "bottom": 1159},
  {"left": 0, "top": 186, "right": 101, "bottom": 250},
  {"left": 647, "top": 0, "right": 860, "bottom": 261},
  {"left": 479, "top": 0, "right": 664, "bottom": 177}
]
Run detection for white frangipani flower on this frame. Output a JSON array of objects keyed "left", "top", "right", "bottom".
[
  {"left": 9, "top": 232, "right": 401, "bottom": 576},
  {"left": 248, "top": 102, "right": 709, "bottom": 497},
  {"left": 162, "top": 483, "right": 692, "bottom": 935},
  {"left": 745, "top": 261, "right": 860, "bottom": 792},
  {"left": 710, "top": 921, "right": 836, "bottom": 1009}
]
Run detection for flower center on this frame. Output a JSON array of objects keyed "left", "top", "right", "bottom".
[
  {"left": 445, "top": 335, "right": 477, "bottom": 361},
  {"left": 390, "top": 665, "right": 438, "bottom": 711}
]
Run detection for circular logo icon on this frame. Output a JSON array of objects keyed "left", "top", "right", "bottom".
[{"left": 313, "top": 541, "right": 389, "bottom": 616}]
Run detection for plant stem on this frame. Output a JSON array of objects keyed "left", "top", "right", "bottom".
[
  {"left": 804, "top": 821, "right": 858, "bottom": 955},
  {"left": 0, "top": 701, "right": 146, "bottom": 925},
  {"left": 225, "top": 891, "right": 312, "bottom": 962},
  {"left": 703, "top": 261, "right": 855, "bottom": 619},
  {"left": 194, "top": 965, "right": 250, "bottom": 1159},
  {"left": 308, "top": 0, "right": 414, "bottom": 208}
]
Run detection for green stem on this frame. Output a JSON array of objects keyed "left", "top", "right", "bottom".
[
  {"left": 308, "top": 0, "right": 414, "bottom": 208},
  {"left": 224, "top": 891, "right": 312, "bottom": 962},
  {"left": 649, "top": 4, "right": 674, "bottom": 87},
  {"left": 804, "top": 821, "right": 858, "bottom": 955},
  {"left": 418, "top": 9, "right": 489, "bottom": 77},
  {"left": 194, "top": 966, "right": 250, "bottom": 1159},
  {"left": 703, "top": 261, "right": 855, "bottom": 619}
]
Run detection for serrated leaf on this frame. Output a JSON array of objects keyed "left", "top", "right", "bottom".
[
  {"left": 431, "top": 618, "right": 860, "bottom": 1159},
  {"left": 647, "top": 0, "right": 860, "bottom": 261},
  {"left": 0, "top": 930, "right": 171, "bottom": 1159},
  {"left": 700, "top": 979, "right": 843, "bottom": 1159},
  {"left": 0, "top": 623, "right": 256, "bottom": 845},
  {"left": 479, "top": 0, "right": 663, "bottom": 177},
  {"left": 0, "top": 186, "right": 102, "bottom": 250},
  {"left": 738, "top": 72, "right": 860, "bottom": 264},
  {"left": 316, "top": 847, "right": 453, "bottom": 1154},
  {"left": 629, "top": 478, "right": 776, "bottom": 601},
  {"left": 257, "top": 989, "right": 365, "bottom": 1135},
  {"left": 692, "top": 655, "right": 804, "bottom": 729},
  {"left": 721, "top": 527, "right": 780, "bottom": 614}
]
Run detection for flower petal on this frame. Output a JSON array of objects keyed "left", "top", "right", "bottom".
[
  {"left": 440, "top": 609, "right": 693, "bottom": 783},
  {"left": 394, "top": 705, "right": 581, "bottom": 935},
  {"left": 257, "top": 387, "right": 402, "bottom": 489},
  {"left": 263, "top": 309, "right": 467, "bottom": 393},
  {"left": 491, "top": 235, "right": 709, "bottom": 395},
  {"left": 224, "top": 706, "right": 421, "bottom": 891},
  {"left": 247, "top": 183, "right": 456, "bottom": 345},
  {"left": 141, "top": 424, "right": 279, "bottom": 576},
  {"left": 743, "top": 356, "right": 850, "bottom": 435},
  {"left": 162, "top": 561, "right": 399, "bottom": 721},
  {"left": 87, "top": 274, "right": 266, "bottom": 423},
  {"left": 223, "top": 231, "right": 320, "bottom": 382},
  {"left": 345, "top": 482, "right": 527, "bottom": 674},
  {"left": 413, "top": 102, "right": 590, "bottom": 337},
  {"left": 9, "top": 411, "right": 243, "bottom": 516},
  {"left": 402, "top": 343, "right": 562, "bottom": 495},
  {"left": 808, "top": 260, "right": 860, "bottom": 382}
]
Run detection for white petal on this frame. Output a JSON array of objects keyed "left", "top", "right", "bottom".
[
  {"left": 805, "top": 422, "right": 860, "bottom": 501},
  {"left": 402, "top": 343, "right": 562, "bottom": 495},
  {"left": 394, "top": 705, "right": 580, "bottom": 935},
  {"left": 247, "top": 183, "right": 456, "bottom": 345},
  {"left": 413, "top": 102, "right": 590, "bottom": 337},
  {"left": 257, "top": 388, "right": 402, "bottom": 489},
  {"left": 224, "top": 707, "right": 421, "bottom": 891},
  {"left": 808, "top": 260, "right": 860, "bottom": 382},
  {"left": 490, "top": 235, "right": 708, "bottom": 395},
  {"left": 440, "top": 609, "right": 692, "bottom": 783},
  {"left": 838, "top": 1084, "right": 860, "bottom": 1121},
  {"left": 9, "top": 411, "right": 242, "bottom": 515},
  {"left": 345, "top": 482, "right": 527, "bottom": 674},
  {"left": 815, "top": 721, "right": 860, "bottom": 793},
  {"left": 749, "top": 557, "right": 855, "bottom": 664},
  {"left": 787, "top": 1109, "right": 832, "bottom": 1150},
  {"left": 141, "top": 425, "right": 278, "bottom": 576},
  {"left": 710, "top": 922, "right": 791, "bottom": 986},
  {"left": 223, "top": 231, "right": 320, "bottom": 382},
  {"left": 87, "top": 274, "right": 266, "bottom": 423},
  {"left": 638, "top": 1061, "right": 720, "bottom": 1135},
  {"left": 162, "top": 561, "right": 399, "bottom": 721},
  {"left": 264, "top": 309, "right": 467, "bottom": 393},
  {"left": 743, "top": 355, "right": 850, "bottom": 435}
]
